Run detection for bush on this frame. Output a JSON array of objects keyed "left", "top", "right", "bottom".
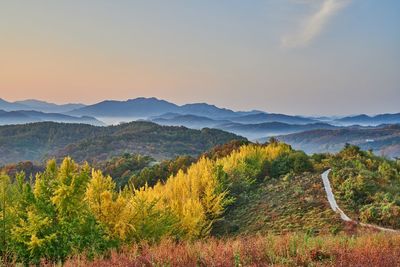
[
  {"left": 330, "top": 145, "right": 400, "bottom": 228},
  {"left": 270, "top": 151, "right": 313, "bottom": 178}
]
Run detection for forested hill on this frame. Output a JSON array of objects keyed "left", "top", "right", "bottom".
[{"left": 0, "top": 121, "right": 245, "bottom": 164}]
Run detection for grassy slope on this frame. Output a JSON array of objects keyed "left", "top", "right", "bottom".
[{"left": 215, "top": 172, "right": 343, "bottom": 236}]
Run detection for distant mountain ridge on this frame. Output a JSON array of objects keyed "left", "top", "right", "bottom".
[
  {"left": 1, "top": 97, "right": 399, "bottom": 142},
  {"left": 14, "top": 99, "right": 85, "bottom": 113},
  {"left": 218, "top": 122, "right": 337, "bottom": 140},
  {"left": 335, "top": 113, "right": 400, "bottom": 126},
  {"left": 227, "top": 112, "right": 317, "bottom": 124},
  {"left": 151, "top": 113, "right": 335, "bottom": 140},
  {"left": 179, "top": 103, "right": 238, "bottom": 118},
  {"left": 2, "top": 97, "right": 399, "bottom": 126},
  {"left": 152, "top": 114, "right": 230, "bottom": 129},
  {"left": 0, "top": 98, "right": 27, "bottom": 111},
  {"left": 277, "top": 124, "right": 400, "bottom": 158},
  {"left": 69, "top": 97, "right": 179, "bottom": 118},
  {"left": 68, "top": 97, "right": 264, "bottom": 120},
  {"left": 0, "top": 98, "right": 85, "bottom": 113},
  {"left": 0, "top": 110, "right": 104, "bottom": 126}
]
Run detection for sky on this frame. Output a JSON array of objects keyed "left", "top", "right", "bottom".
[{"left": 0, "top": 0, "right": 399, "bottom": 115}]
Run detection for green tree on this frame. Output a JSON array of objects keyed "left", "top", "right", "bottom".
[
  {"left": 11, "top": 158, "right": 107, "bottom": 264},
  {"left": 0, "top": 173, "right": 15, "bottom": 262}
]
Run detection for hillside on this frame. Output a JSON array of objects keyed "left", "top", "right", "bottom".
[
  {"left": 215, "top": 172, "right": 343, "bottom": 236},
  {"left": 0, "top": 121, "right": 244, "bottom": 164},
  {"left": 328, "top": 144, "right": 400, "bottom": 229},
  {"left": 1, "top": 140, "right": 399, "bottom": 265},
  {"left": 277, "top": 125, "right": 400, "bottom": 157},
  {"left": 210, "top": 142, "right": 400, "bottom": 236}
]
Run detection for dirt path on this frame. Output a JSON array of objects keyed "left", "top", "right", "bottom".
[{"left": 321, "top": 169, "right": 399, "bottom": 233}]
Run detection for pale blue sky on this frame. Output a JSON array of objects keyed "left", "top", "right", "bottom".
[{"left": 0, "top": 0, "right": 399, "bottom": 115}]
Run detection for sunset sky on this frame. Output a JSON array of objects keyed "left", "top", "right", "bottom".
[{"left": 1, "top": 0, "right": 399, "bottom": 115}]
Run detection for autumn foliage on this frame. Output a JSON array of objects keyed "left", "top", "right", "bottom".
[
  {"left": 62, "top": 233, "right": 400, "bottom": 267},
  {"left": 0, "top": 141, "right": 398, "bottom": 265},
  {"left": 0, "top": 142, "right": 297, "bottom": 264}
]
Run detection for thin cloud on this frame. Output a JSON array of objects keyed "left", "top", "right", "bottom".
[{"left": 282, "top": 0, "right": 351, "bottom": 48}]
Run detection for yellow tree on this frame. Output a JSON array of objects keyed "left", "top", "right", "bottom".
[
  {"left": 85, "top": 170, "right": 132, "bottom": 241},
  {"left": 134, "top": 157, "right": 228, "bottom": 239},
  {"left": 0, "top": 173, "right": 16, "bottom": 261}
]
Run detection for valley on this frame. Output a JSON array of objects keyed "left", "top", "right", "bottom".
[{"left": 1, "top": 97, "right": 399, "bottom": 158}]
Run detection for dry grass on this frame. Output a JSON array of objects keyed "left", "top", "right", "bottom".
[{"left": 61, "top": 233, "right": 400, "bottom": 267}]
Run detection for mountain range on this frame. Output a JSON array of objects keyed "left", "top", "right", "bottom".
[
  {"left": 67, "top": 97, "right": 261, "bottom": 121},
  {"left": 151, "top": 113, "right": 336, "bottom": 140},
  {"left": 0, "top": 97, "right": 399, "bottom": 157},
  {"left": 2, "top": 97, "right": 399, "bottom": 128}
]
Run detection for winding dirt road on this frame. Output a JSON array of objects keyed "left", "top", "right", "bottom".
[{"left": 321, "top": 169, "right": 399, "bottom": 233}]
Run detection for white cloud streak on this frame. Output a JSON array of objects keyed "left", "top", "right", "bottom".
[{"left": 282, "top": 0, "right": 351, "bottom": 48}]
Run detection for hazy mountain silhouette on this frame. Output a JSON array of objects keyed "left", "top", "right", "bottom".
[
  {"left": 68, "top": 97, "right": 179, "bottom": 118},
  {"left": 152, "top": 114, "right": 231, "bottom": 129},
  {"left": 0, "top": 98, "right": 28, "bottom": 111},
  {"left": 69, "top": 97, "right": 259, "bottom": 119},
  {"left": 0, "top": 110, "right": 104, "bottom": 126},
  {"left": 150, "top": 113, "right": 335, "bottom": 139},
  {"left": 228, "top": 112, "right": 317, "bottom": 124},
  {"left": 277, "top": 124, "right": 400, "bottom": 158},
  {"left": 0, "top": 98, "right": 85, "bottom": 113},
  {"left": 217, "top": 122, "right": 337, "bottom": 140},
  {"left": 179, "top": 103, "right": 238, "bottom": 118},
  {"left": 336, "top": 113, "right": 400, "bottom": 126},
  {"left": 15, "top": 99, "right": 85, "bottom": 113},
  {"left": 1, "top": 97, "right": 399, "bottom": 135}
]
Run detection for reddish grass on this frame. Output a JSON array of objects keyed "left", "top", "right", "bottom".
[{"left": 63, "top": 233, "right": 400, "bottom": 267}]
